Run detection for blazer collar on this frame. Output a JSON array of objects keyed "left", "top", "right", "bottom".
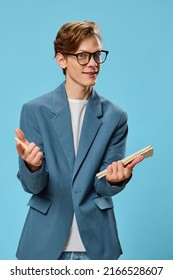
[
  {"left": 51, "top": 81, "right": 69, "bottom": 115},
  {"left": 51, "top": 82, "right": 75, "bottom": 169},
  {"left": 51, "top": 81, "right": 102, "bottom": 117},
  {"left": 50, "top": 82, "right": 103, "bottom": 175},
  {"left": 72, "top": 88, "right": 103, "bottom": 181}
]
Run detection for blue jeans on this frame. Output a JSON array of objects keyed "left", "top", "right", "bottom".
[{"left": 58, "top": 252, "right": 90, "bottom": 260}]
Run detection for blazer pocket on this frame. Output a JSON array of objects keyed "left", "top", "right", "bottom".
[
  {"left": 27, "top": 195, "right": 52, "bottom": 214},
  {"left": 93, "top": 196, "right": 114, "bottom": 210}
]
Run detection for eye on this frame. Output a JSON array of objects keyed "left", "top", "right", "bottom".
[
  {"left": 78, "top": 52, "right": 88, "bottom": 59},
  {"left": 95, "top": 51, "right": 101, "bottom": 58}
]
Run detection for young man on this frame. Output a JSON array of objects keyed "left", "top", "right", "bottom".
[{"left": 15, "top": 21, "right": 143, "bottom": 260}]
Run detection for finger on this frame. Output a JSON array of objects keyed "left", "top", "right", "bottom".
[
  {"left": 32, "top": 151, "right": 43, "bottom": 166},
  {"left": 106, "top": 164, "right": 112, "bottom": 176},
  {"left": 106, "top": 161, "right": 132, "bottom": 184},
  {"left": 23, "top": 145, "right": 43, "bottom": 167},
  {"left": 27, "top": 152, "right": 43, "bottom": 167},
  {"left": 18, "top": 142, "right": 36, "bottom": 161},
  {"left": 22, "top": 143, "right": 39, "bottom": 160},
  {"left": 113, "top": 161, "right": 131, "bottom": 181},
  {"left": 107, "top": 162, "right": 119, "bottom": 181},
  {"left": 117, "top": 161, "right": 124, "bottom": 172},
  {"left": 15, "top": 128, "right": 25, "bottom": 142},
  {"left": 112, "top": 162, "right": 118, "bottom": 174},
  {"left": 15, "top": 137, "right": 28, "bottom": 149},
  {"left": 127, "top": 155, "right": 144, "bottom": 169},
  {"left": 15, "top": 128, "right": 29, "bottom": 147},
  {"left": 15, "top": 136, "right": 28, "bottom": 156},
  {"left": 25, "top": 142, "right": 37, "bottom": 154},
  {"left": 105, "top": 164, "right": 113, "bottom": 181},
  {"left": 26, "top": 145, "right": 41, "bottom": 160}
]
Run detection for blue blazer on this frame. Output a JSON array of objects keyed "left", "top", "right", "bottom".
[{"left": 16, "top": 82, "right": 128, "bottom": 260}]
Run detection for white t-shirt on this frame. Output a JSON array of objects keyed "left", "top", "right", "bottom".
[{"left": 64, "top": 98, "right": 88, "bottom": 251}]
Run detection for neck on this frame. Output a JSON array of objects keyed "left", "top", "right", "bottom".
[{"left": 65, "top": 81, "right": 92, "bottom": 100}]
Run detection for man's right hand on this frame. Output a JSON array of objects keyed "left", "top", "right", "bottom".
[{"left": 15, "top": 128, "right": 43, "bottom": 172}]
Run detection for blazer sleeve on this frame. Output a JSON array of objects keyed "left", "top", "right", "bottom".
[
  {"left": 94, "top": 111, "right": 130, "bottom": 196},
  {"left": 17, "top": 103, "right": 49, "bottom": 194}
]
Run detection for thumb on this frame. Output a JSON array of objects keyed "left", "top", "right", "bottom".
[
  {"left": 15, "top": 128, "right": 29, "bottom": 147},
  {"left": 127, "top": 155, "right": 144, "bottom": 169},
  {"left": 15, "top": 128, "right": 25, "bottom": 141}
]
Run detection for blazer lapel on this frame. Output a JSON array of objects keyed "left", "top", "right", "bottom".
[
  {"left": 51, "top": 83, "right": 75, "bottom": 170},
  {"left": 72, "top": 89, "right": 103, "bottom": 181}
]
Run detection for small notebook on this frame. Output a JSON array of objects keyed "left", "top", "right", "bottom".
[{"left": 96, "top": 145, "right": 154, "bottom": 179}]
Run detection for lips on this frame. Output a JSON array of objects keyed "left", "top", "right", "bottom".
[{"left": 82, "top": 71, "right": 98, "bottom": 75}]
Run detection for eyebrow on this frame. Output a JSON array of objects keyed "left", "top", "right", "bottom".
[{"left": 76, "top": 49, "right": 102, "bottom": 53}]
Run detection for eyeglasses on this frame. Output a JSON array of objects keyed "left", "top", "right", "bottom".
[{"left": 64, "top": 50, "right": 109, "bottom": 65}]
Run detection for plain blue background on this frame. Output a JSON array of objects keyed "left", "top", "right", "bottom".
[{"left": 0, "top": 0, "right": 172, "bottom": 260}]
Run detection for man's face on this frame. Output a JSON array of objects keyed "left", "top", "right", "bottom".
[{"left": 64, "top": 36, "right": 102, "bottom": 89}]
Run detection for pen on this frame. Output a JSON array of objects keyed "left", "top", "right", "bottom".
[{"left": 14, "top": 137, "right": 28, "bottom": 149}]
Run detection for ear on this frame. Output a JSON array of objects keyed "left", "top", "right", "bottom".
[{"left": 56, "top": 53, "right": 67, "bottom": 70}]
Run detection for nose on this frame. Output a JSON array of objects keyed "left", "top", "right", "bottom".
[{"left": 87, "top": 54, "right": 97, "bottom": 66}]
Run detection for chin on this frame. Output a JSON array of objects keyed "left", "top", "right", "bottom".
[{"left": 87, "top": 79, "right": 97, "bottom": 86}]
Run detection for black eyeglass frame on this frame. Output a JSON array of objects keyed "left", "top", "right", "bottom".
[{"left": 64, "top": 50, "right": 109, "bottom": 65}]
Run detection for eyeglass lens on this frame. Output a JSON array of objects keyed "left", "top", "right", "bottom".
[{"left": 78, "top": 51, "right": 107, "bottom": 65}]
